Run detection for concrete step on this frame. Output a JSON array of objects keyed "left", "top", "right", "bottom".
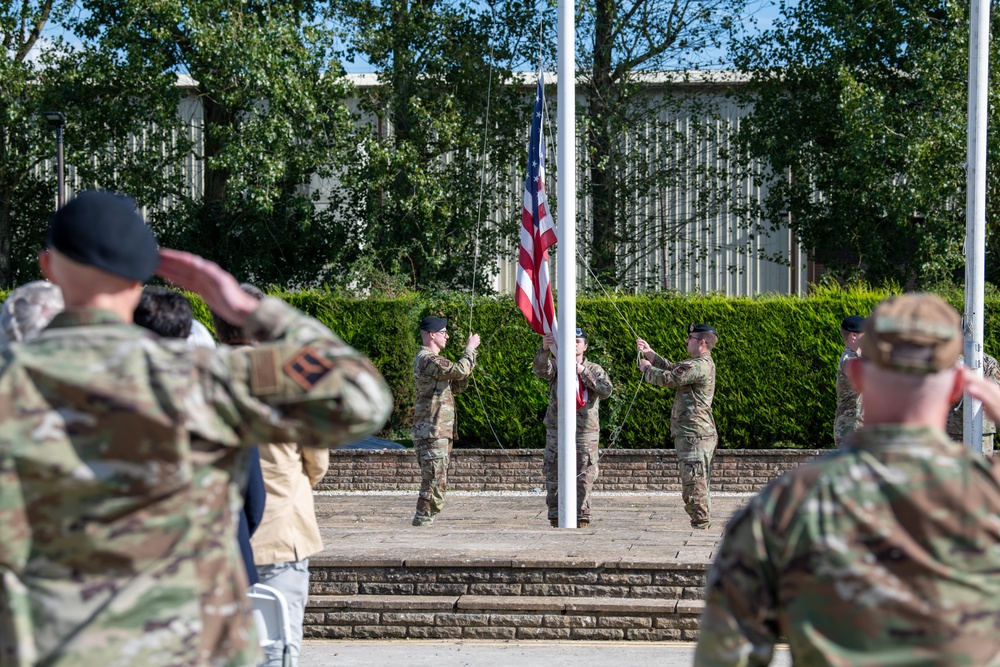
[{"left": 305, "top": 594, "right": 705, "bottom": 641}]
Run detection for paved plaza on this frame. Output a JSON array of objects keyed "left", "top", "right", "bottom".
[
  {"left": 312, "top": 490, "right": 752, "bottom": 566},
  {"left": 299, "top": 639, "right": 793, "bottom": 666}
]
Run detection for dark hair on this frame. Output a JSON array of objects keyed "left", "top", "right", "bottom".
[
  {"left": 134, "top": 286, "right": 193, "bottom": 339},
  {"left": 212, "top": 283, "right": 264, "bottom": 345}
]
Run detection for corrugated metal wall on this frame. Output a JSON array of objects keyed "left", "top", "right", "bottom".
[
  {"left": 482, "top": 77, "right": 805, "bottom": 296},
  {"left": 42, "top": 74, "right": 805, "bottom": 296}
]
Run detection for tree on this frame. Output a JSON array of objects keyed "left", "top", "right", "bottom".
[
  {"left": 75, "top": 0, "right": 358, "bottom": 286},
  {"left": 574, "top": 0, "right": 746, "bottom": 286},
  {"left": 329, "top": 0, "right": 534, "bottom": 291},
  {"left": 1, "top": 0, "right": 185, "bottom": 287},
  {"left": 730, "top": 0, "right": 1000, "bottom": 287}
]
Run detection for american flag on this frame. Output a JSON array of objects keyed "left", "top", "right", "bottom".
[{"left": 514, "top": 69, "right": 587, "bottom": 409}]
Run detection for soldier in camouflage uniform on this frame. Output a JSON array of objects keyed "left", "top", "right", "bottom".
[
  {"left": 696, "top": 293, "right": 1000, "bottom": 667},
  {"left": 946, "top": 352, "right": 1000, "bottom": 452},
  {"left": 834, "top": 314, "right": 865, "bottom": 447},
  {"left": 0, "top": 191, "right": 393, "bottom": 667},
  {"left": 638, "top": 324, "right": 718, "bottom": 529},
  {"left": 0, "top": 280, "right": 63, "bottom": 347},
  {"left": 411, "top": 316, "right": 480, "bottom": 526},
  {"left": 533, "top": 328, "right": 613, "bottom": 528}
]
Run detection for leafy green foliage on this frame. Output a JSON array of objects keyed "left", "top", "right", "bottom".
[
  {"left": 328, "top": 0, "right": 533, "bottom": 292},
  {"left": 13, "top": 284, "right": 1000, "bottom": 449},
  {"left": 0, "top": 0, "right": 187, "bottom": 287},
  {"left": 75, "top": 0, "right": 358, "bottom": 287},
  {"left": 730, "top": 0, "right": 1000, "bottom": 287},
  {"left": 573, "top": 0, "right": 748, "bottom": 286},
  {"left": 187, "top": 285, "right": 920, "bottom": 450}
]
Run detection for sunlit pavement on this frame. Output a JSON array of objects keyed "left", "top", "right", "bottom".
[{"left": 299, "top": 639, "right": 792, "bottom": 666}]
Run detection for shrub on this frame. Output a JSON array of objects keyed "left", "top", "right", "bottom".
[{"left": 14, "top": 283, "right": 1000, "bottom": 449}]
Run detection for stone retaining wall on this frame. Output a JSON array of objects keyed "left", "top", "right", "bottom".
[
  {"left": 305, "top": 595, "right": 704, "bottom": 641},
  {"left": 306, "top": 563, "right": 709, "bottom": 641},
  {"left": 309, "top": 563, "right": 707, "bottom": 599},
  {"left": 319, "top": 448, "right": 824, "bottom": 493}
]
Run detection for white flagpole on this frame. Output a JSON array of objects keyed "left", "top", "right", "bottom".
[
  {"left": 964, "top": 0, "right": 989, "bottom": 454},
  {"left": 556, "top": 0, "right": 577, "bottom": 528}
]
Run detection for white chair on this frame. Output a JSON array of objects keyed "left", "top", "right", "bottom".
[{"left": 248, "top": 583, "right": 293, "bottom": 667}]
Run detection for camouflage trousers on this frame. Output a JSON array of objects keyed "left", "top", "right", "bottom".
[
  {"left": 543, "top": 429, "right": 600, "bottom": 522},
  {"left": 675, "top": 434, "right": 717, "bottom": 528},
  {"left": 413, "top": 438, "right": 451, "bottom": 525},
  {"left": 833, "top": 411, "right": 862, "bottom": 448}
]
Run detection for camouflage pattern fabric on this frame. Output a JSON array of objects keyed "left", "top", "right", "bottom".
[
  {"left": 676, "top": 435, "right": 717, "bottom": 528},
  {"left": 413, "top": 438, "right": 451, "bottom": 524},
  {"left": 641, "top": 353, "right": 716, "bottom": 439},
  {"left": 833, "top": 347, "right": 863, "bottom": 447},
  {"left": 411, "top": 346, "right": 476, "bottom": 441},
  {"left": 946, "top": 353, "right": 1000, "bottom": 442},
  {"left": 0, "top": 297, "right": 392, "bottom": 667},
  {"left": 642, "top": 353, "right": 717, "bottom": 527},
  {"left": 532, "top": 347, "right": 613, "bottom": 432},
  {"left": 410, "top": 346, "right": 475, "bottom": 524},
  {"left": 533, "top": 348, "right": 611, "bottom": 523},
  {"left": 543, "top": 430, "right": 599, "bottom": 521},
  {"left": 695, "top": 424, "right": 1000, "bottom": 667}
]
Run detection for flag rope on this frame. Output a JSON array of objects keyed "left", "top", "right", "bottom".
[{"left": 466, "top": 18, "right": 515, "bottom": 460}]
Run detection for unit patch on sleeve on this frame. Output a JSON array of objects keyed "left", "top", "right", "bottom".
[{"left": 283, "top": 346, "right": 335, "bottom": 391}]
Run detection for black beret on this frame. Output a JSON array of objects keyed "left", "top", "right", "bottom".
[
  {"left": 841, "top": 315, "right": 866, "bottom": 333},
  {"left": 419, "top": 316, "right": 447, "bottom": 332},
  {"left": 575, "top": 328, "right": 587, "bottom": 340},
  {"left": 47, "top": 190, "right": 158, "bottom": 281},
  {"left": 689, "top": 323, "right": 717, "bottom": 337}
]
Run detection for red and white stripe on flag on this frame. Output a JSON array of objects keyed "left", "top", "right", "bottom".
[{"left": 514, "top": 68, "right": 587, "bottom": 409}]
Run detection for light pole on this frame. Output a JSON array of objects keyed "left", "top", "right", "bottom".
[{"left": 43, "top": 111, "right": 65, "bottom": 208}]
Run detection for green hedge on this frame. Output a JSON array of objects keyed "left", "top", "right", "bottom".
[
  {"left": 13, "top": 284, "right": 999, "bottom": 449},
  {"left": 214, "top": 285, "right": 899, "bottom": 449}
]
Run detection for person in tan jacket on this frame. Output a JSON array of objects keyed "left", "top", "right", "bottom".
[{"left": 213, "top": 284, "right": 328, "bottom": 667}]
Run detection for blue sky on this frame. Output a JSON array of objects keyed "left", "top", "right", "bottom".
[
  {"left": 26, "top": 0, "right": 785, "bottom": 75},
  {"left": 337, "top": 0, "right": 786, "bottom": 73}
]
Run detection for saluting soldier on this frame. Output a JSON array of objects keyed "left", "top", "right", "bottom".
[
  {"left": 638, "top": 324, "right": 718, "bottom": 529},
  {"left": 834, "top": 314, "right": 865, "bottom": 447},
  {"left": 411, "top": 317, "right": 480, "bottom": 526},
  {"left": 696, "top": 293, "right": 1000, "bottom": 666},
  {"left": 0, "top": 191, "right": 393, "bottom": 666},
  {"left": 533, "top": 328, "right": 613, "bottom": 528}
]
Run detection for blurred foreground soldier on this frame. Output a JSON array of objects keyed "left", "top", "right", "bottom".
[
  {"left": 533, "top": 328, "right": 612, "bottom": 528},
  {"left": 833, "top": 314, "right": 865, "bottom": 447},
  {"left": 0, "top": 190, "right": 392, "bottom": 666},
  {"left": 0, "top": 280, "right": 63, "bottom": 346},
  {"left": 411, "top": 316, "right": 479, "bottom": 526},
  {"left": 637, "top": 324, "right": 717, "bottom": 529},
  {"left": 946, "top": 352, "right": 1000, "bottom": 452},
  {"left": 214, "top": 284, "right": 321, "bottom": 667},
  {"left": 695, "top": 293, "right": 1000, "bottom": 667}
]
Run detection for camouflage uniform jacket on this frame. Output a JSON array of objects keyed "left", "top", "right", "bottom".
[
  {"left": 532, "top": 347, "right": 613, "bottom": 434},
  {"left": 0, "top": 298, "right": 392, "bottom": 667},
  {"left": 834, "top": 347, "right": 863, "bottom": 440},
  {"left": 946, "top": 353, "right": 1000, "bottom": 441},
  {"left": 411, "top": 346, "right": 476, "bottom": 441},
  {"left": 642, "top": 353, "right": 716, "bottom": 439},
  {"left": 695, "top": 425, "right": 1000, "bottom": 667}
]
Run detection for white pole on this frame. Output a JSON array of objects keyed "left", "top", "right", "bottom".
[
  {"left": 556, "top": 0, "right": 577, "bottom": 528},
  {"left": 964, "top": 0, "right": 989, "bottom": 454}
]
